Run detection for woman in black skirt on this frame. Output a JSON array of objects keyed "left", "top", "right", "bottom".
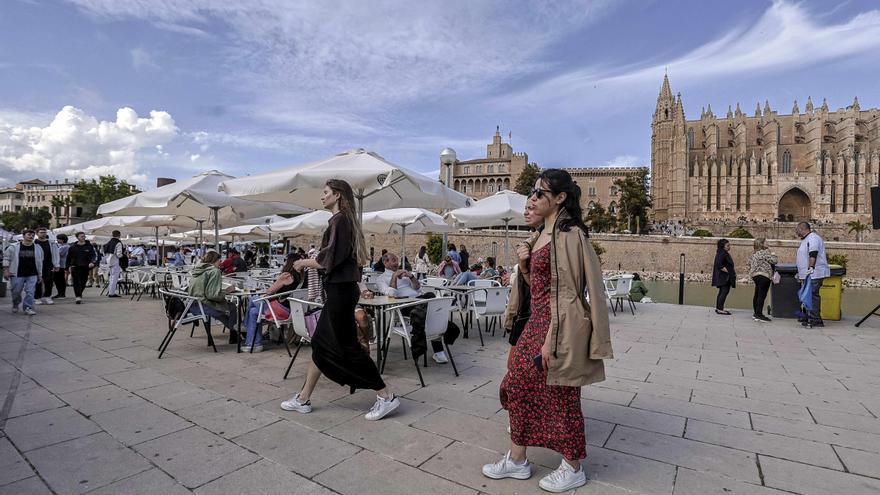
[{"left": 280, "top": 179, "right": 401, "bottom": 421}]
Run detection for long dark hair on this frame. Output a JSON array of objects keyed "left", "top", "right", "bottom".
[
  {"left": 418, "top": 245, "right": 426, "bottom": 258},
  {"left": 537, "top": 169, "right": 588, "bottom": 235},
  {"left": 326, "top": 179, "right": 368, "bottom": 265},
  {"left": 717, "top": 238, "right": 730, "bottom": 251}
]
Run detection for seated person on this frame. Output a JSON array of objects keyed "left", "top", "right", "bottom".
[
  {"left": 453, "top": 263, "right": 481, "bottom": 286},
  {"left": 478, "top": 257, "right": 498, "bottom": 279},
  {"left": 629, "top": 273, "right": 649, "bottom": 302},
  {"left": 257, "top": 255, "right": 270, "bottom": 268},
  {"left": 242, "top": 253, "right": 302, "bottom": 352},
  {"left": 375, "top": 253, "right": 450, "bottom": 364},
  {"left": 187, "top": 250, "right": 239, "bottom": 343},
  {"left": 171, "top": 248, "right": 186, "bottom": 267},
  {"left": 219, "top": 248, "right": 248, "bottom": 274},
  {"left": 436, "top": 255, "right": 461, "bottom": 280}
]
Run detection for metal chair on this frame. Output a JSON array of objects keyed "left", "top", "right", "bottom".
[
  {"left": 158, "top": 289, "right": 216, "bottom": 358},
  {"left": 381, "top": 297, "right": 458, "bottom": 387},
  {"left": 608, "top": 275, "right": 636, "bottom": 315},
  {"left": 282, "top": 297, "right": 324, "bottom": 379},
  {"left": 246, "top": 289, "right": 301, "bottom": 355},
  {"left": 468, "top": 286, "right": 510, "bottom": 345}
]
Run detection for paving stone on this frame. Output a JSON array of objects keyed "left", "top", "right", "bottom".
[
  {"left": 647, "top": 373, "right": 746, "bottom": 397},
  {"left": 103, "top": 368, "right": 179, "bottom": 391},
  {"left": 269, "top": 400, "right": 364, "bottom": 431},
  {"left": 5, "top": 385, "right": 65, "bottom": 418},
  {"left": 809, "top": 407, "right": 880, "bottom": 435},
  {"left": 751, "top": 413, "right": 880, "bottom": 453},
  {"left": 75, "top": 356, "right": 139, "bottom": 375},
  {"left": 581, "top": 385, "right": 635, "bottom": 406},
  {"left": 133, "top": 426, "right": 259, "bottom": 489},
  {"left": 315, "top": 450, "right": 477, "bottom": 495},
  {"left": 629, "top": 393, "right": 751, "bottom": 428},
  {"left": 684, "top": 419, "right": 843, "bottom": 469},
  {"left": 58, "top": 384, "right": 147, "bottom": 416},
  {"left": 760, "top": 455, "right": 880, "bottom": 495},
  {"left": 233, "top": 420, "right": 360, "bottom": 477},
  {"left": 835, "top": 446, "right": 880, "bottom": 479},
  {"left": 672, "top": 468, "right": 787, "bottom": 494},
  {"left": 31, "top": 370, "right": 109, "bottom": 395},
  {"left": 194, "top": 459, "right": 332, "bottom": 495},
  {"left": 135, "top": 381, "right": 224, "bottom": 411},
  {"left": 26, "top": 432, "right": 151, "bottom": 495},
  {"left": 87, "top": 468, "right": 191, "bottom": 495},
  {"left": 177, "top": 398, "right": 279, "bottom": 439},
  {"left": 690, "top": 390, "right": 813, "bottom": 421},
  {"left": 582, "top": 398, "right": 686, "bottom": 436},
  {"left": 595, "top": 377, "right": 693, "bottom": 402},
  {"left": 606, "top": 426, "right": 760, "bottom": 483},
  {"left": 325, "top": 414, "right": 451, "bottom": 466},
  {"left": 4, "top": 406, "right": 101, "bottom": 451},
  {"left": 405, "top": 383, "right": 502, "bottom": 418},
  {"left": 91, "top": 402, "right": 193, "bottom": 445},
  {"left": 0, "top": 437, "right": 34, "bottom": 486},
  {"left": 0, "top": 477, "right": 53, "bottom": 495}
]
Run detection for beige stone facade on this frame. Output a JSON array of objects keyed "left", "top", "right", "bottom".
[
  {"left": 568, "top": 166, "right": 647, "bottom": 216},
  {"left": 439, "top": 127, "right": 528, "bottom": 199},
  {"left": 0, "top": 187, "right": 23, "bottom": 213},
  {"left": 651, "top": 74, "right": 880, "bottom": 224},
  {"left": 18, "top": 179, "right": 86, "bottom": 227}
]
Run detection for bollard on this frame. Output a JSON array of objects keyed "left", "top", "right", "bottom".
[{"left": 678, "top": 253, "right": 685, "bottom": 305}]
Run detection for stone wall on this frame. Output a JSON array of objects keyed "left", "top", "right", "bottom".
[
  {"left": 687, "top": 221, "right": 879, "bottom": 243},
  {"left": 284, "top": 229, "right": 880, "bottom": 283}
]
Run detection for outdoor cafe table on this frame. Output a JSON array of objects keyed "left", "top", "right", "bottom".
[{"left": 358, "top": 295, "right": 420, "bottom": 370}]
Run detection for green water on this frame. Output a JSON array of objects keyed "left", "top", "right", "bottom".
[{"left": 642, "top": 279, "right": 880, "bottom": 318}]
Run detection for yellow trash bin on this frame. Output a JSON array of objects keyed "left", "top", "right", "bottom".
[{"left": 819, "top": 265, "right": 846, "bottom": 321}]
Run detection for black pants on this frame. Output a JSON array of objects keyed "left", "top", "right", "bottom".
[
  {"left": 34, "top": 269, "right": 54, "bottom": 299},
  {"left": 715, "top": 283, "right": 731, "bottom": 311},
  {"left": 752, "top": 276, "right": 771, "bottom": 317},
  {"left": 53, "top": 269, "right": 67, "bottom": 297},
  {"left": 71, "top": 266, "right": 90, "bottom": 298},
  {"left": 311, "top": 281, "right": 386, "bottom": 392}
]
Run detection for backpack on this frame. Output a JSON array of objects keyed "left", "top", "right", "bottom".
[{"left": 104, "top": 238, "right": 129, "bottom": 269}]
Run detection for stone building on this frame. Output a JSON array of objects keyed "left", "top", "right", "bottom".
[
  {"left": 651, "top": 74, "right": 880, "bottom": 223},
  {"left": 18, "top": 178, "right": 86, "bottom": 227},
  {"left": 568, "top": 166, "right": 647, "bottom": 216},
  {"left": 439, "top": 127, "right": 529, "bottom": 199},
  {"left": 0, "top": 187, "right": 24, "bottom": 213}
]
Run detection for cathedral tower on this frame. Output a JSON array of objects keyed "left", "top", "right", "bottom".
[{"left": 651, "top": 74, "right": 688, "bottom": 220}]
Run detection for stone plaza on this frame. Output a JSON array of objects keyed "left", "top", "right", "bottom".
[{"left": 2, "top": 293, "right": 880, "bottom": 494}]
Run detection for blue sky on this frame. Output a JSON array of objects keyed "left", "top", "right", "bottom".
[{"left": 1, "top": 0, "right": 879, "bottom": 188}]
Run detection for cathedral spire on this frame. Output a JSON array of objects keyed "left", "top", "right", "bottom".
[
  {"left": 763, "top": 100, "right": 771, "bottom": 115},
  {"left": 754, "top": 102, "right": 761, "bottom": 117},
  {"left": 706, "top": 103, "right": 713, "bottom": 117},
  {"left": 727, "top": 105, "right": 733, "bottom": 119},
  {"left": 805, "top": 96, "right": 814, "bottom": 113},
  {"left": 659, "top": 72, "right": 673, "bottom": 101},
  {"left": 674, "top": 93, "right": 685, "bottom": 122},
  {"left": 735, "top": 102, "right": 742, "bottom": 118},
  {"left": 792, "top": 100, "right": 800, "bottom": 114},
  {"left": 821, "top": 98, "right": 828, "bottom": 112},
  {"left": 852, "top": 96, "right": 860, "bottom": 111}
]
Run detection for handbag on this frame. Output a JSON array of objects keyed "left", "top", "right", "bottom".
[{"left": 304, "top": 309, "right": 321, "bottom": 338}]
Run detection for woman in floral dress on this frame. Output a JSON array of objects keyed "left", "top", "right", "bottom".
[{"left": 483, "top": 169, "right": 612, "bottom": 493}]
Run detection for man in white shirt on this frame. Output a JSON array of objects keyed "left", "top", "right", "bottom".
[
  {"left": 795, "top": 222, "right": 829, "bottom": 327},
  {"left": 374, "top": 253, "right": 449, "bottom": 364},
  {"left": 104, "top": 230, "right": 125, "bottom": 298}
]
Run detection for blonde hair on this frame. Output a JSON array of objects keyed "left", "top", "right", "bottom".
[
  {"left": 753, "top": 238, "right": 766, "bottom": 251},
  {"left": 202, "top": 251, "right": 221, "bottom": 264},
  {"left": 326, "top": 179, "right": 368, "bottom": 266}
]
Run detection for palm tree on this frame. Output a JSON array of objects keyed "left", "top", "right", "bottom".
[{"left": 847, "top": 219, "right": 869, "bottom": 242}]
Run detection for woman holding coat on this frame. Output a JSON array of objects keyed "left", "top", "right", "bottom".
[
  {"left": 712, "top": 238, "right": 736, "bottom": 315},
  {"left": 483, "top": 169, "right": 612, "bottom": 493}
]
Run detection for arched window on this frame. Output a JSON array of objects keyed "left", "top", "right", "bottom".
[
  {"left": 687, "top": 129, "right": 695, "bottom": 149},
  {"left": 608, "top": 202, "right": 617, "bottom": 214},
  {"left": 487, "top": 164, "right": 494, "bottom": 173},
  {"left": 830, "top": 181, "right": 837, "bottom": 213},
  {"left": 782, "top": 150, "right": 792, "bottom": 174},
  {"left": 715, "top": 127, "right": 720, "bottom": 147},
  {"left": 487, "top": 183, "right": 495, "bottom": 194}
]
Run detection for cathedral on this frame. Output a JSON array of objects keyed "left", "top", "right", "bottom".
[{"left": 650, "top": 74, "right": 880, "bottom": 223}]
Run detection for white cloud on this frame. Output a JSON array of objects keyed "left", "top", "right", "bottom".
[
  {"left": 603, "top": 155, "right": 641, "bottom": 168},
  {"left": 189, "top": 153, "right": 200, "bottom": 162},
  {"left": 130, "top": 47, "right": 160, "bottom": 70},
  {"left": 0, "top": 106, "right": 178, "bottom": 184}
]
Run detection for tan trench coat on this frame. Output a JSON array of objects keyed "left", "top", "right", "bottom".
[{"left": 504, "top": 213, "right": 613, "bottom": 387}]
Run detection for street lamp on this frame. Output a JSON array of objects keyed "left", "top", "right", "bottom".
[{"left": 440, "top": 148, "right": 457, "bottom": 256}]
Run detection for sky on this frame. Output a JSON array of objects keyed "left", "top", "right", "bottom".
[{"left": 1, "top": 0, "right": 879, "bottom": 189}]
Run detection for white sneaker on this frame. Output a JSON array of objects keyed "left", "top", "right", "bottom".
[
  {"left": 35, "top": 299, "right": 45, "bottom": 305},
  {"left": 432, "top": 351, "right": 449, "bottom": 364},
  {"left": 280, "top": 393, "right": 312, "bottom": 413},
  {"left": 11, "top": 305, "right": 19, "bottom": 313},
  {"left": 482, "top": 451, "right": 531, "bottom": 480},
  {"left": 539, "top": 460, "right": 587, "bottom": 493},
  {"left": 24, "top": 308, "right": 37, "bottom": 316},
  {"left": 75, "top": 297, "right": 82, "bottom": 304},
  {"left": 364, "top": 394, "right": 400, "bottom": 421},
  {"left": 45, "top": 297, "right": 54, "bottom": 305}
]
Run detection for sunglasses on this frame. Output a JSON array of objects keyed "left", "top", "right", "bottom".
[{"left": 529, "top": 188, "right": 553, "bottom": 199}]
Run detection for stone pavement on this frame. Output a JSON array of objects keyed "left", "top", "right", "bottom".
[{"left": 2, "top": 291, "right": 880, "bottom": 495}]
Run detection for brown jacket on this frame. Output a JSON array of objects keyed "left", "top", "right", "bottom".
[{"left": 505, "top": 212, "right": 613, "bottom": 387}]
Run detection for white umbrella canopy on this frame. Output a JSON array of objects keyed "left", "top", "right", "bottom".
[
  {"left": 179, "top": 225, "right": 269, "bottom": 242},
  {"left": 268, "top": 210, "right": 332, "bottom": 235},
  {"left": 53, "top": 215, "right": 192, "bottom": 236},
  {"left": 362, "top": 208, "right": 453, "bottom": 264},
  {"left": 445, "top": 190, "right": 528, "bottom": 266},
  {"left": 218, "top": 149, "right": 472, "bottom": 214}
]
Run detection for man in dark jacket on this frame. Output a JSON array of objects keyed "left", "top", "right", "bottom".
[{"left": 66, "top": 232, "right": 97, "bottom": 304}]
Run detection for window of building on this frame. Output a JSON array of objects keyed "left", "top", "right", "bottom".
[
  {"left": 488, "top": 183, "right": 495, "bottom": 194},
  {"left": 608, "top": 202, "right": 617, "bottom": 214},
  {"left": 609, "top": 186, "right": 618, "bottom": 196},
  {"left": 830, "top": 181, "right": 837, "bottom": 213},
  {"left": 777, "top": 125, "right": 781, "bottom": 143},
  {"left": 588, "top": 187, "right": 596, "bottom": 197},
  {"left": 488, "top": 164, "right": 494, "bottom": 173},
  {"left": 476, "top": 165, "right": 482, "bottom": 173},
  {"left": 463, "top": 166, "right": 470, "bottom": 174},
  {"left": 782, "top": 150, "right": 792, "bottom": 174},
  {"left": 498, "top": 163, "right": 505, "bottom": 172},
  {"left": 687, "top": 129, "right": 694, "bottom": 149},
  {"left": 76, "top": 206, "right": 83, "bottom": 217}
]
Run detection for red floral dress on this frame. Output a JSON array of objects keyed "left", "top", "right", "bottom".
[{"left": 500, "top": 244, "right": 586, "bottom": 460}]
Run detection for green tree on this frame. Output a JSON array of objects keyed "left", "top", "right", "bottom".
[
  {"left": 426, "top": 233, "right": 443, "bottom": 264},
  {"left": 0, "top": 209, "right": 53, "bottom": 233},
  {"left": 614, "top": 169, "right": 652, "bottom": 234},
  {"left": 72, "top": 176, "right": 138, "bottom": 220},
  {"left": 514, "top": 162, "right": 540, "bottom": 196},
  {"left": 584, "top": 203, "right": 616, "bottom": 233},
  {"left": 846, "top": 219, "right": 869, "bottom": 242}
]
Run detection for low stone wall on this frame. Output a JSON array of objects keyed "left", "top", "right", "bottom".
[{"left": 282, "top": 229, "right": 880, "bottom": 285}]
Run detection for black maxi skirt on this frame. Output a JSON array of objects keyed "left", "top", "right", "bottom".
[{"left": 310, "top": 281, "right": 386, "bottom": 391}]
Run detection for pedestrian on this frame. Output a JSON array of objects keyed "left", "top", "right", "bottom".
[
  {"left": 54, "top": 234, "right": 70, "bottom": 299},
  {"left": 147, "top": 245, "right": 158, "bottom": 266},
  {"left": 746, "top": 238, "right": 777, "bottom": 322},
  {"left": 66, "top": 232, "right": 97, "bottom": 304},
  {"left": 447, "top": 242, "right": 461, "bottom": 264},
  {"left": 711, "top": 238, "right": 735, "bottom": 315},
  {"left": 414, "top": 245, "right": 429, "bottom": 280},
  {"left": 3, "top": 228, "right": 42, "bottom": 315},
  {"left": 104, "top": 230, "right": 126, "bottom": 298},
  {"left": 484, "top": 169, "right": 612, "bottom": 492},
  {"left": 33, "top": 227, "right": 60, "bottom": 305},
  {"left": 459, "top": 244, "right": 470, "bottom": 273},
  {"left": 280, "top": 179, "right": 401, "bottom": 421},
  {"left": 795, "top": 222, "right": 829, "bottom": 328}
]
